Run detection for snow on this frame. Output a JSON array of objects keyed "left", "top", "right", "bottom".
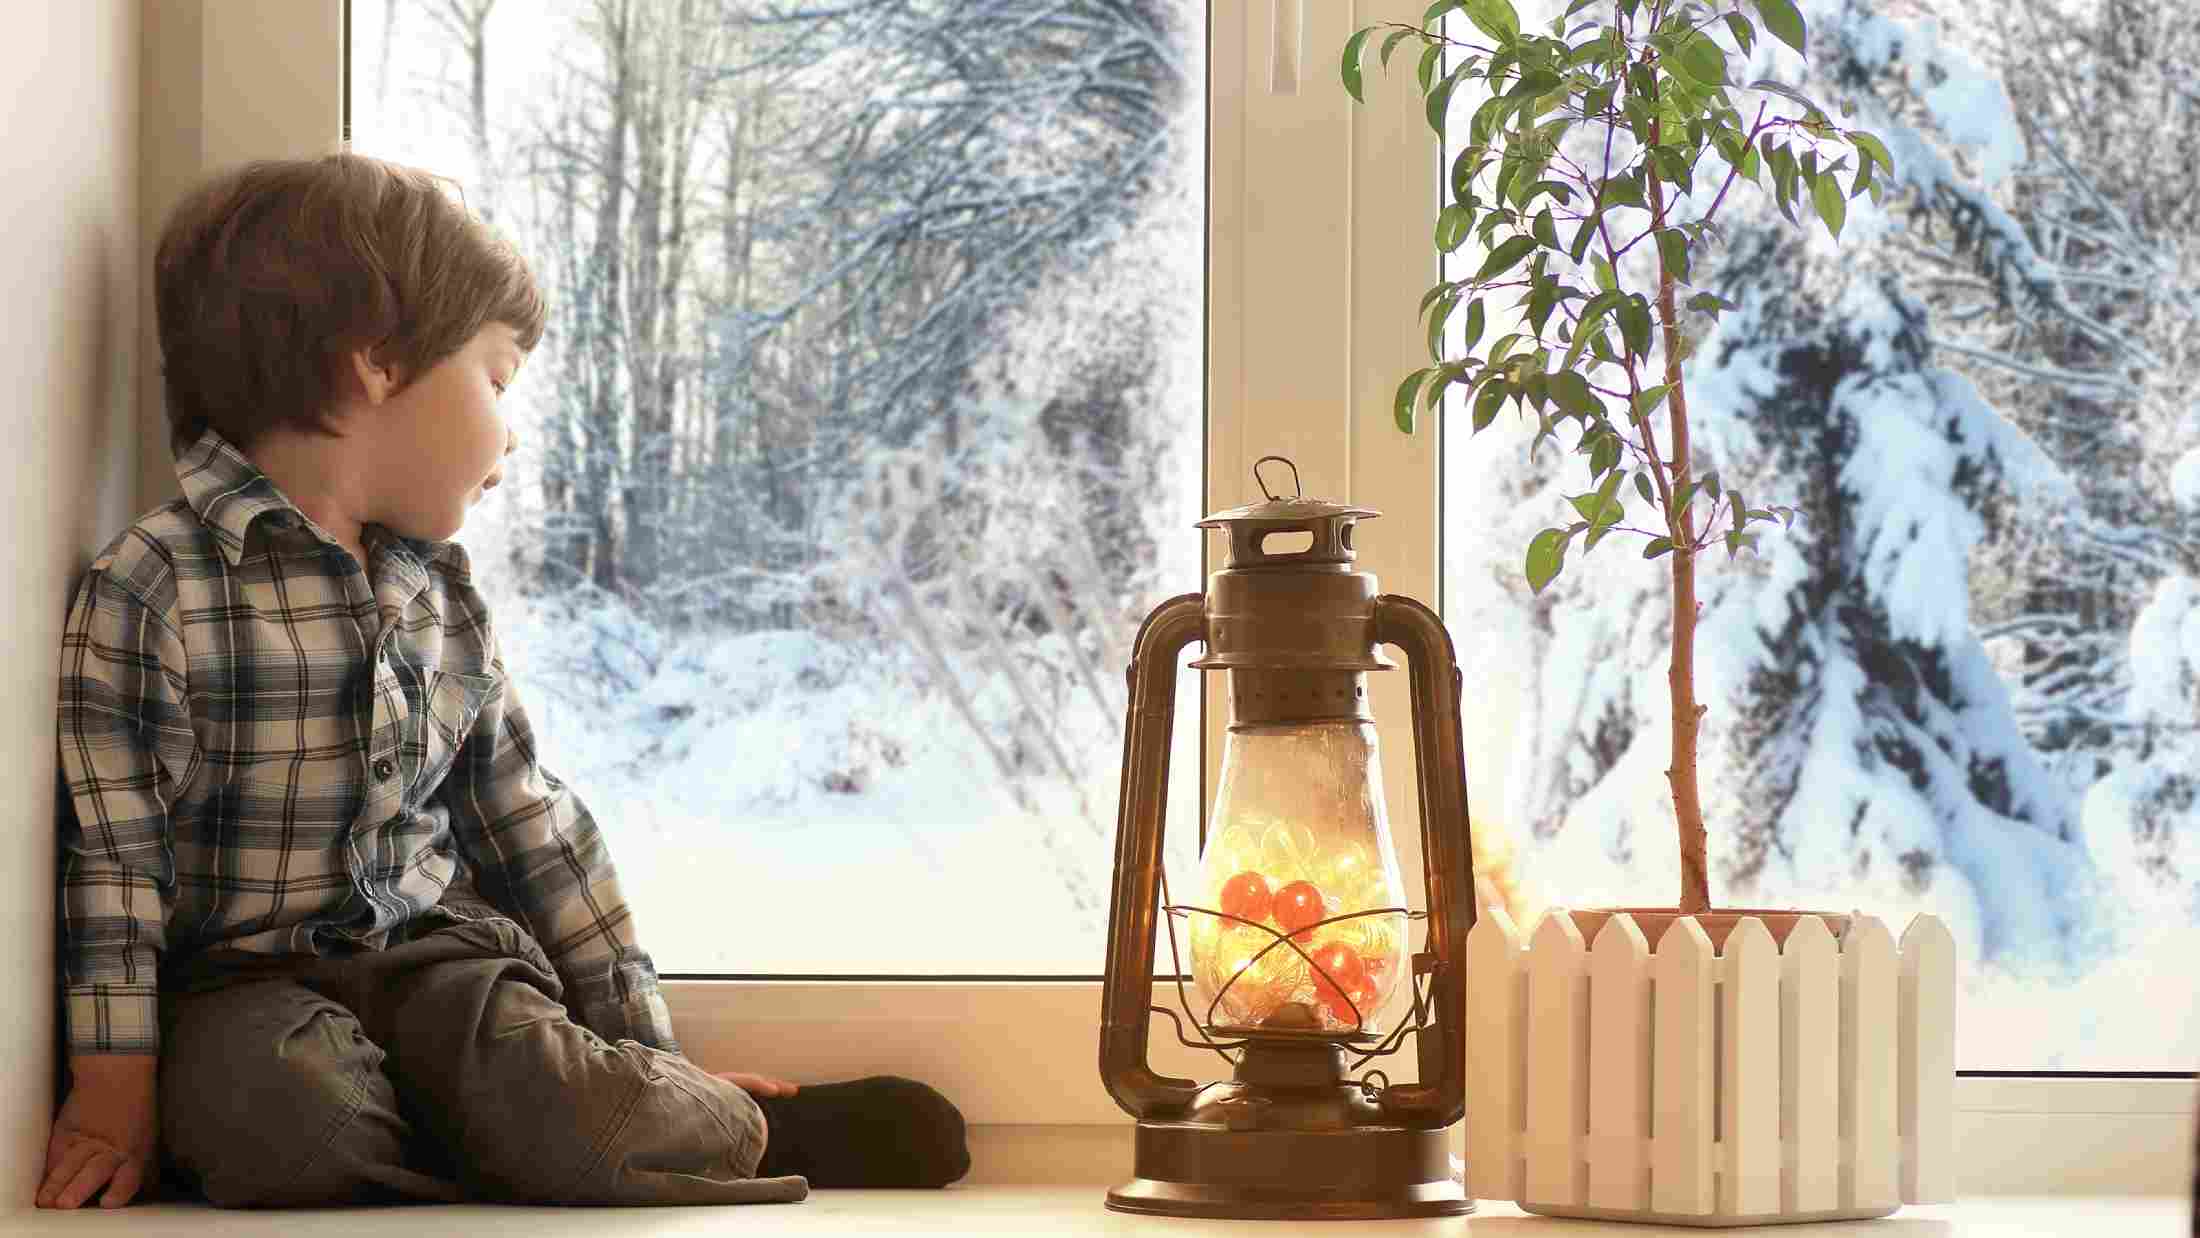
[
  {"left": 497, "top": 594, "right": 1209, "bottom": 975},
  {"left": 2172, "top": 447, "right": 2200, "bottom": 510},
  {"left": 1797, "top": 0, "right": 2025, "bottom": 184}
]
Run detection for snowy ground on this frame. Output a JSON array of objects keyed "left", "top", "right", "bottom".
[{"left": 492, "top": 594, "right": 1205, "bottom": 977}]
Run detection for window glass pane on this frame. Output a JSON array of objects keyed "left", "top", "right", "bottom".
[
  {"left": 1441, "top": 0, "right": 2198, "bottom": 1069},
  {"left": 352, "top": 0, "right": 1206, "bottom": 974}
]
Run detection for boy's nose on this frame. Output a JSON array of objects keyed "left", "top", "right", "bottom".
[{"left": 505, "top": 428, "right": 518, "bottom": 456}]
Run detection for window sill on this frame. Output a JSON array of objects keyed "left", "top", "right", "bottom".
[
  {"left": 660, "top": 979, "right": 2199, "bottom": 1196},
  {"left": 10, "top": 1188, "right": 2187, "bottom": 1235}
]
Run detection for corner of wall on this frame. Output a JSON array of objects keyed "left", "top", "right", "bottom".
[{"left": 0, "top": 0, "right": 144, "bottom": 1211}]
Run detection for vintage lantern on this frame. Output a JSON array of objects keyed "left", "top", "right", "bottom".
[{"left": 1099, "top": 457, "right": 1475, "bottom": 1219}]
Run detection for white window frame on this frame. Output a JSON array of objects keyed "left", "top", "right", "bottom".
[{"left": 141, "top": 0, "right": 2194, "bottom": 1193}]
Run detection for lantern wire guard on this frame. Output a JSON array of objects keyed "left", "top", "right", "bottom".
[{"left": 1098, "top": 457, "right": 1475, "bottom": 1220}]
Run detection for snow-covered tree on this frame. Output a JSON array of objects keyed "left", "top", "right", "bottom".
[{"left": 1445, "top": 0, "right": 2107, "bottom": 967}]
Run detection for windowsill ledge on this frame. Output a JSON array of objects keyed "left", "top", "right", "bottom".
[{"left": 6, "top": 1188, "right": 2187, "bottom": 1235}]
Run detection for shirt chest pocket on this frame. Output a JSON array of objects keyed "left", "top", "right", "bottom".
[{"left": 408, "top": 669, "right": 499, "bottom": 799}]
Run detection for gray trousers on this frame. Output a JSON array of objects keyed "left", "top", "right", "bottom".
[{"left": 154, "top": 910, "right": 809, "bottom": 1208}]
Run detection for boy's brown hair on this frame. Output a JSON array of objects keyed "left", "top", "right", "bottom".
[{"left": 154, "top": 149, "right": 546, "bottom": 456}]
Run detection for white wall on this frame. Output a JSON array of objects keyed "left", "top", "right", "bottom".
[
  {"left": 0, "top": 0, "right": 141, "bottom": 1209},
  {"left": 2, "top": 0, "right": 340, "bottom": 1211}
]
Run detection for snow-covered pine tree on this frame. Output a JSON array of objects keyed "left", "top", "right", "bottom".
[{"left": 1449, "top": 0, "right": 2102, "bottom": 968}]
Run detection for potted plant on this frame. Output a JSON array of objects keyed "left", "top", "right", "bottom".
[{"left": 1344, "top": 0, "right": 1956, "bottom": 1225}]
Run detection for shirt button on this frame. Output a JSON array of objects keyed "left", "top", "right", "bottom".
[{"left": 372, "top": 757, "right": 396, "bottom": 781}]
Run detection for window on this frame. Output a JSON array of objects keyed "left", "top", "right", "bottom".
[
  {"left": 1440, "top": 0, "right": 2200, "bottom": 1071},
  {"left": 351, "top": 0, "right": 1216, "bottom": 976}
]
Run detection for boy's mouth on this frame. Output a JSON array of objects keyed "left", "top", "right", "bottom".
[{"left": 481, "top": 472, "right": 503, "bottom": 493}]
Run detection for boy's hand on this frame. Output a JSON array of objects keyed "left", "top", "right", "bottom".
[
  {"left": 712, "top": 1070, "right": 800, "bottom": 1098},
  {"left": 37, "top": 1055, "right": 159, "bottom": 1209}
]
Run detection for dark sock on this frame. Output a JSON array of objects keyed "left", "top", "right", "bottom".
[{"left": 750, "top": 1075, "right": 970, "bottom": 1188}]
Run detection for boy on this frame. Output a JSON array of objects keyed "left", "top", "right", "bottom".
[{"left": 38, "top": 152, "right": 968, "bottom": 1210}]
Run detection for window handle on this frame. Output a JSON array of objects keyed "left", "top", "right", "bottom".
[{"left": 1270, "top": 0, "right": 1303, "bottom": 96}]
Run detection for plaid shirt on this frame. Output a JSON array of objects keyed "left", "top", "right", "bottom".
[{"left": 57, "top": 429, "right": 675, "bottom": 1056}]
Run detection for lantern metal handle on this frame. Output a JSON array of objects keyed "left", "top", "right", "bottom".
[
  {"left": 1370, "top": 593, "right": 1473, "bottom": 1127},
  {"left": 1099, "top": 592, "right": 1207, "bottom": 1118},
  {"left": 1252, "top": 454, "right": 1302, "bottom": 501}
]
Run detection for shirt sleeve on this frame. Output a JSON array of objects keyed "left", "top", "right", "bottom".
[
  {"left": 56, "top": 558, "right": 191, "bottom": 1056},
  {"left": 437, "top": 638, "right": 679, "bottom": 1054}
]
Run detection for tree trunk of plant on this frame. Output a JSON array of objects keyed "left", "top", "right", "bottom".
[{"left": 1648, "top": 173, "right": 1712, "bottom": 916}]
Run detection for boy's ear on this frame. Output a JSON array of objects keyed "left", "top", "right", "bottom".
[{"left": 342, "top": 346, "right": 406, "bottom": 406}]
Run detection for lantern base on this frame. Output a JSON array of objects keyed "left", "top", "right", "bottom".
[{"left": 1106, "top": 1121, "right": 1471, "bottom": 1220}]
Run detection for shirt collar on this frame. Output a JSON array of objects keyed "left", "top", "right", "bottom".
[
  {"left": 176, "top": 428, "right": 307, "bottom": 568},
  {"left": 174, "top": 428, "right": 473, "bottom": 585}
]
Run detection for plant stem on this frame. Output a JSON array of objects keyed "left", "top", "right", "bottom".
[{"left": 1643, "top": 140, "right": 1711, "bottom": 917}]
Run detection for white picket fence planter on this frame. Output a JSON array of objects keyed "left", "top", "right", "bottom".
[{"left": 1464, "top": 908, "right": 1956, "bottom": 1227}]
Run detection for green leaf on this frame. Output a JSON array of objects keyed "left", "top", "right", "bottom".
[
  {"left": 1687, "top": 291, "right": 1736, "bottom": 314},
  {"left": 1428, "top": 290, "right": 1458, "bottom": 360},
  {"left": 1464, "top": 0, "right": 1521, "bottom": 43},
  {"left": 1585, "top": 508, "right": 1624, "bottom": 549},
  {"left": 1566, "top": 491, "right": 1608, "bottom": 522},
  {"left": 1472, "top": 378, "right": 1506, "bottom": 431},
  {"left": 1631, "top": 383, "right": 1672, "bottom": 417},
  {"left": 1643, "top": 536, "right": 1674, "bottom": 559},
  {"left": 1588, "top": 432, "right": 1622, "bottom": 479},
  {"left": 1417, "top": 43, "right": 1444, "bottom": 94},
  {"left": 1651, "top": 146, "right": 1695, "bottom": 197},
  {"left": 1527, "top": 283, "right": 1558, "bottom": 338},
  {"left": 1561, "top": 289, "right": 1624, "bottom": 372},
  {"left": 1848, "top": 129, "right": 1894, "bottom": 174},
  {"left": 1634, "top": 471, "right": 1656, "bottom": 504},
  {"left": 1550, "top": 370, "right": 1596, "bottom": 415},
  {"left": 1342, "top": 27, "right": 1374, "bottom": 103},
  {"left": 1395, "top": 368, "right": 1431, "bottom": 434},
  {"left": 1616, "top": 297, "right": 1653, "bottom": 358},
  {"left": 1436, "top": 203, "right": 1476, "bottom": 253},
  {"left": 1526, "top": 527, "right": 1567, "bottom": 593},
  {"left": 1570, "top": 217, "right": 1600, "bottom": 262},
  {"left": 1508, "top": 68, "right": 1561, "bottom": 99},
  {"left": 1426, "top": 65, "right": 1467, "bottom": 134},
  {"left": 1747, "top": 78, "right": 1827, "bottom": 120},
  {"left": 1751, "top": 0, "right": 1806, "bottom": 56},
  {"left": 1671, "top": 32, "right": 1726, "bottom": 87},
  {"left": 1532, "top": 208, "right": 1561, "bottom": 250},
  {"left": 1812, "top": 171, "right": 1847, "bottom": 239},
  {"left": 1702, "top": 471, "right": 1721, "bottom": 500},
  {"left": 1723, "top": 12, "right": 1756, "bottom": 56},
  {"left": 1851, "top": 153, "right": 1876, "bottom": 200},
  {"left": 1472, "top": 234, "right": 1538, "bottom": 284},
  {"left": 1381, "top": 27, "right": 1419, "bottom": 69},
  {"left": 1425, "top": 364, "right": 1465, "bottom": 413},
  {"left": 1601, "top": 173, "right": 1645, "bottom": 210},
  {"left": 1656, "top": 228, "right": 1690, "bottom": 284},
  {"left": 1592, "top": 253, "right": 1618, "bottom": 292},
  {"left": 1462, "top": 298, "right": 1487, "bottom": 354}
]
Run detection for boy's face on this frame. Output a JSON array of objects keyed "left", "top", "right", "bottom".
[{"left": 348, "top": 323, "right": 522, "bottom": 544}]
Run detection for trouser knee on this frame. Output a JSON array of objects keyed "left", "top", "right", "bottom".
[
  {"left": 160, "top": 981, "right": 404, "bottom": 1208},
  {"left": 569, "top": 1044, "right": 774, "bottom": 1203}
]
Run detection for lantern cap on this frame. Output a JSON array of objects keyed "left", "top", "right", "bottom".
[
  {"left": 1195, "top": 495, "right": 1380, "bottom": 527},
  {"left": 1196, "top": 455, "right": 1379, "bottom": 530},
  {"left": 1197, "top": 456, "right": 1379, "bottom": 570}
]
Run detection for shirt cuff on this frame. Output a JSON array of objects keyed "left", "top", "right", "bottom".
[
  {"left": 64, "top": 983, "right": 162, "bottom": 1056},
  {"left": 573, "top": 986, "right": 681, "bottom": 1055}
]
